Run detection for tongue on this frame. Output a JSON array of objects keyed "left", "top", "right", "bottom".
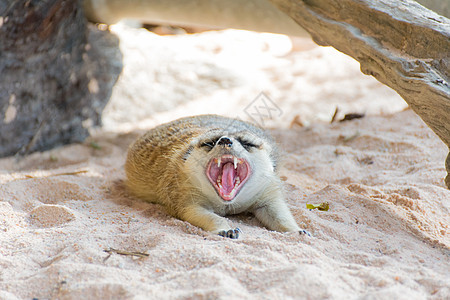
[{"left": 221, "top": 162, "right": 235, "bottom": 194}]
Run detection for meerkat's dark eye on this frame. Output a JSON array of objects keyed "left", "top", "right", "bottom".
[
  {"left": 199, "top": 137, "right": 219, "bottom": 151},
  {"left": 237, "top": 138, "right": 259, "bottom": 151}
]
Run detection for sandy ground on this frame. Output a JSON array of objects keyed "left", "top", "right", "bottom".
[{"left": 1, "top": 24, "right": 449, "bottom": 299}]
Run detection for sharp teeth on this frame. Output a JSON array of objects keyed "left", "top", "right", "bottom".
[
  {"left": 217, "top": 157, "right": 221, "bottom": 168},
  {"left": 234, "top": 157, "right": 237, "bottom": 169}
]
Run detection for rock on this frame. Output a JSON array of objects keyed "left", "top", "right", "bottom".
[{"left": 0, "top": 0, "right": 121, "bottom": 157}]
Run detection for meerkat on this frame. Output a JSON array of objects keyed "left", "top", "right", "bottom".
[{"left": 125, "top": 114, "right": 309, "bottom": 239}]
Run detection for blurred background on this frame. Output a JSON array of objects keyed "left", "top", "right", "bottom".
[{"left": 2, "top": 0, "right": 448, "bottom": 157}]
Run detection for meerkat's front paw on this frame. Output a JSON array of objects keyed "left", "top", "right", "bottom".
[
  {"left": 218, "top": 228, "right": 241, "bottom": 239},
  {"left": 299, "top": 229, "right": 312, "bottom": 237}
]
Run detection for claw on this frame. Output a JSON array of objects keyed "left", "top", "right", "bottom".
[
  {"left": 218, "top": 228, "right": 241, "bottom": 239},
  {"left": 299, "top": 229, "right": 312, "bottom": 237}
]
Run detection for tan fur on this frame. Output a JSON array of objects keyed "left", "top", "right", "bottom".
[{"left": 125, "top": 115, "right": 303, "bottom": 238}]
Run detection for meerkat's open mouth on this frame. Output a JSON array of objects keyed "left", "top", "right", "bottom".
[{"left": 206, "top": 154, "right": 250, "bottom": 201}]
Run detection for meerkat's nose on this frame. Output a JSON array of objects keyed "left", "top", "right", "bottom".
[{"left": 217, "top": 136, "right": 233, "bottom": 147}]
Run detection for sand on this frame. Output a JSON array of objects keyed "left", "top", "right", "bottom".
[{"left": 1, "top": 24, "right": 449, "bottom": 299}]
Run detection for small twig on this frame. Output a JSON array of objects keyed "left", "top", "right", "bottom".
[
  {"left": 331, "top": 106, "right": 339, "bottom": 123},
  {"left": 49, "top": 170, "right": 89, "bottom": 177},
  {"left": 339, "top": 113, "right": 365, "bottom": 122},
  {"left": 103, "top": 248, "right": 149, "bottom": 258},
  {"left": 22, "top": 170, "right": 89, "bottom": 179}
]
